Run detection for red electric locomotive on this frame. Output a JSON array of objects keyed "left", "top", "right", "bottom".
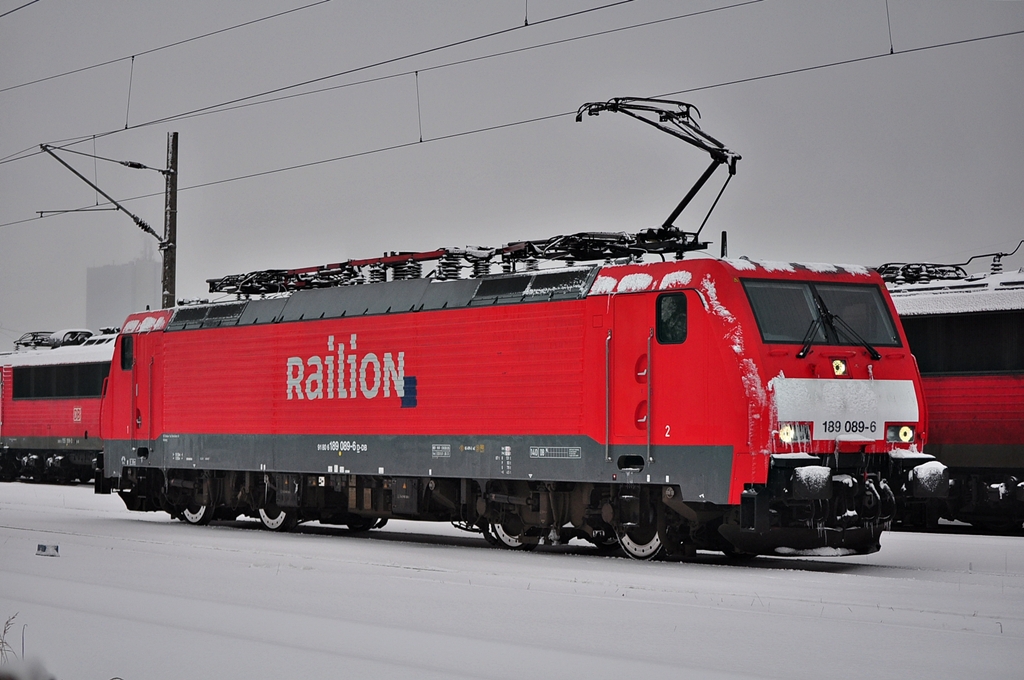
[
  {"left": 884, "top": 248, "right": 1024, "bottom": 532},
  {"left": 96, "top": 98, "right": 938, "bottom": 557},
  {"left": 1, "top": 329, "right": 116, "bottom": 482},
  {"left": 98, "top": 241, "right": 934, "bottom": 557}
]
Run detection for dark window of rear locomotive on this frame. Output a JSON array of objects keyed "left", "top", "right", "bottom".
[
  {"left": 901, "top": 310, "right": 1023, "bottom": 374},
  {"left": 656, "top": 293, "right": 687, "bottom": 344},
  {"left": 120, "top": 335, "right": 133, "bottom": 370},
  {"left": 12, "top": 362, "right": 111, "bottom": 399}
]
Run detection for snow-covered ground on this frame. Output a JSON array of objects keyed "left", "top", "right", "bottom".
[{"left": 1, "top": 483, "right": 1022, "bottom": 680}]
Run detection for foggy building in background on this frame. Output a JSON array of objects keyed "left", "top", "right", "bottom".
[{"left": 86, "top": 258, "right": 161, "bottom": 331}]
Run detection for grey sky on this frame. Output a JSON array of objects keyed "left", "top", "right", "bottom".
[{"left": 1, "top": 0, "right": 1022, "bottom": 341}]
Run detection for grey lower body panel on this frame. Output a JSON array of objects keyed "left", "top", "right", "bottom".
[
  {"left": 105, "top": 433, "right": 735, "bottom": 504},
  {"left": 2, "top": 436, "right": 102, "bottom": 452}
]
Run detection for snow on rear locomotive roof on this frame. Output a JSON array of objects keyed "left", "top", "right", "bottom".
[
  {"left": 0, "top": 337, "right": 115, "bottom": 367},
  {"left": 889, "top": 270, "right": 1024, "bottom": 316}
]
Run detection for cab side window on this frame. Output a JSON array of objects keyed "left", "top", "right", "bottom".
[
  {"left": 120, "top": 335, "right": 134, "bottom": 370},
  {"left": 656, "top": 293, "right": 687, "bottom": 344}
]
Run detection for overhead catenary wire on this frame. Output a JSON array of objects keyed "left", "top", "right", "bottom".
[
  {"left": 117, "top": 1, "right": 764, "bottom": 132},
  {"left": 0, "top": 0, "right": 335, "bottom": 94},
  {"left": 0, "top": 0, "right": 751, "bottom": 167},
  {"left": 656, "top": 26, "right": 1024, "bottom": 99},
  {"left": 0, "top": 0, "right": 40, "bottom": 21},
  {"left": 47, "top": 144, "right": 169, "bottom": 173},
  {"left": 92, "top": 0, "right": 637, "bottom": 134},
  {"left": 1, "top": 23, "right": 1022, "bottom": 231}
]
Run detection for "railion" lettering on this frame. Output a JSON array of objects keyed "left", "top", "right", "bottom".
[{"left": 286, "top": 334, "right": 404, "bottom": 401}]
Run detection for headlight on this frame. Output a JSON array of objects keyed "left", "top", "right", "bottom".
[
  {"left": 886, "top": 424, "right": 915, "bottom": 443},
  {"left": 778, "top": 422, "right": 811, "bottom": 444}
]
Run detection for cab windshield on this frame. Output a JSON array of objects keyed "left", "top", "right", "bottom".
[{"left": 742, "top": 280, "right": 901, "bottom": 348}]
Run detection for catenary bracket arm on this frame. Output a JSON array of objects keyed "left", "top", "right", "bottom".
[{"left": 40, "top": 144, "right": 162, "bottom": 241}]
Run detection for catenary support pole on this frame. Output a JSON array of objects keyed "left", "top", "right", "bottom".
[{"left": 161, "top": 132, "right": 178, "bottom": 309}]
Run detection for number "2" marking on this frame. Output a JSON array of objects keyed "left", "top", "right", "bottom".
[{"left": 665, "top": 425, "right": 671, "bottom": 438}]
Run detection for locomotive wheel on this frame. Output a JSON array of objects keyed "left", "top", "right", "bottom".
[
  {"left": 617, "top": 526, "right": 662, "bottom": 560},
  {"left": 181, "top": 503, "right": 213, "bottom": 526},
  {"left": 259, "top": 505, "right": 298, "bottom": 531},
  {"left": 615, "top": 488, "right": 663, "bottom": 560},
  {"left": 489, "top": 522, "right": 536, "bottom": 551}
]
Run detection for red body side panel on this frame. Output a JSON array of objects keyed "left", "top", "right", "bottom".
[
  {"left": 923, "top": 374, "right": 1024, "bottom": 446},
  {"left": 158, "top": 301, "right": 590, "bottom": 437},
  {"left": 0, "top": 365, "right": 103, "bottom": 447}
]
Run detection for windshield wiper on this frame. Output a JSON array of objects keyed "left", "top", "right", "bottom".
[
  {"left": 796, "top": 295, "right": 882, "bottom": 360},
  {"left": 796, "top": 314, "right": 823, "bottom": 359},
  {"left": 828, "top": 312, "right": 882, "bottom": 360},
  {"left": 801, "top": 294, "right": 882, "bottom": 361}
]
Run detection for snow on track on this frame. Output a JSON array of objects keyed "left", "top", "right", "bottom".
[{"left": 1, "top": 483, "right": 1022, "bottom": 679}]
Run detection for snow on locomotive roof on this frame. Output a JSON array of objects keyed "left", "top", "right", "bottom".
[
  {"left": 888, "top": 270, "right": 1024, "bottom": 316},
  {"left": 723, "top": 258, "right": 871, "bottom": 276},
  {"left": 0, "top": 335, "right": 116, "bottom": 367},
  {"left": 157, "top": 256, "right": 880, "bottom": 333},
  {"left": 587, "top": 258, "right": 873, "bottom": 297}
]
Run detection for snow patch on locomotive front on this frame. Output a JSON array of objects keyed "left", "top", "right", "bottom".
[
  {"left": 698, "top": 272, "right": 768, "bottom": 454},
  {"left": 699, "top": 273, "right": 736, "bottom": 323},
  {"left": 912, "top": 460, "right": 949, "bottom": 496}
]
